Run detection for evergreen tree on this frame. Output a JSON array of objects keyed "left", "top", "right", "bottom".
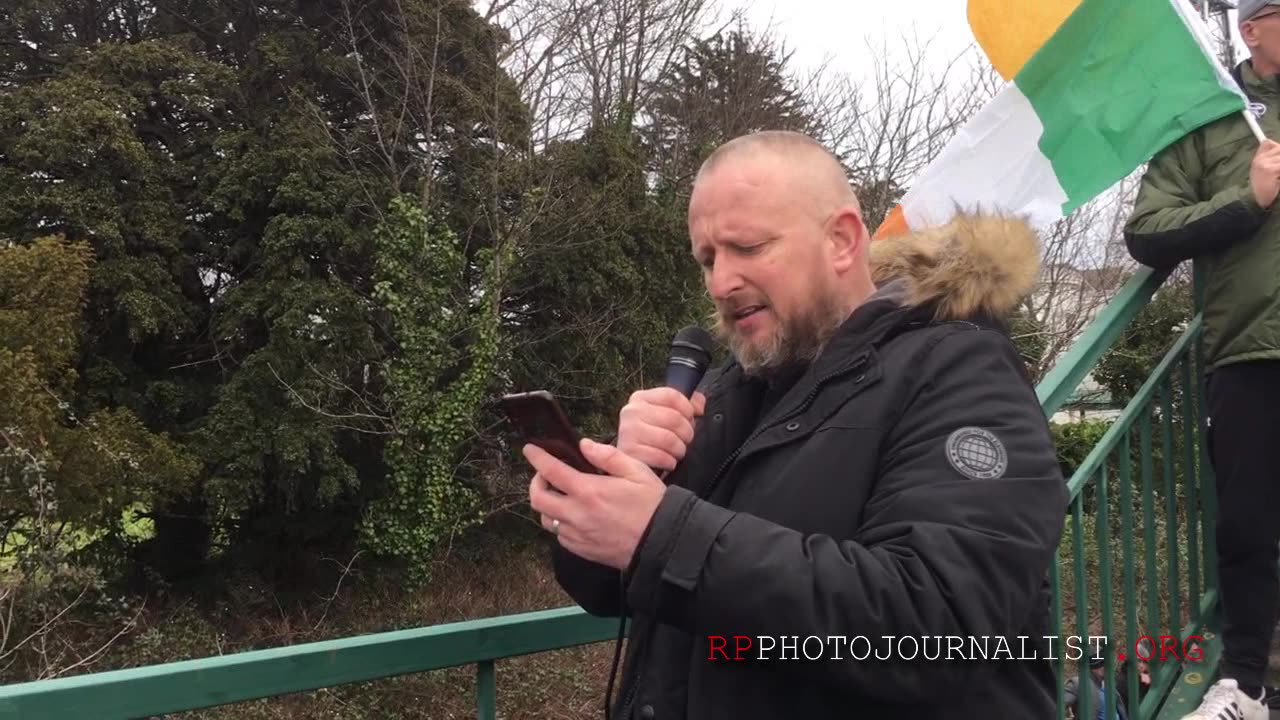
[{"left": 642, "top": 28, "right": 823, "bottom": 192}]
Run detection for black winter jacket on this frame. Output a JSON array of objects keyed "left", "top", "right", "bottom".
[{"left": 554, "top": 215, "right": 1069, "bottom": 720}]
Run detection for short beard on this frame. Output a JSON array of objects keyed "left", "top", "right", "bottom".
[{"left": 713, "top": 289, "right": 848, "bottom": 380}]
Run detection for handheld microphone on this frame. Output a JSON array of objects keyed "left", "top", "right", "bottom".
[{"left": 665, "top": 325, "right": 715, "bottom": 397}]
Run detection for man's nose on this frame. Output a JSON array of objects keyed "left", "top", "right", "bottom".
[{"left": 706, "top": 257, "right": 744, "bottom": 299}]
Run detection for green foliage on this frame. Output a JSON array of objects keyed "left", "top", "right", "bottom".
[
  {"left": 1096, "top": 281, "right": 1193, "bottom": 404},
  {"left": 1, "top": 0, "right": 532, "bottom": 583},
  {"left": 196, "top": 110, "right": 384, "bottom": 549},
  {"left": 0, "top": 237, "right": 198, "bottom": 562},
  {"left": 509, "top": 126, "right": 708, "bottom": 434},
  {"left": 0, "top": 0, "right": 885, "bottom": 608},
  {"left": 0, "top": 38, "right": 233, "bottom": 345},
  {"left": 359, "top": 196, "right": 507, "bottom": 578},
  {"left": 1051, "top": 419, "right": 1112, "bottom": 482}
]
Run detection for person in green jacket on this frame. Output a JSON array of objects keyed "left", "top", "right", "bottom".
[{"left": 1125, "top": 3, "right": 1280, "bottom": 719}]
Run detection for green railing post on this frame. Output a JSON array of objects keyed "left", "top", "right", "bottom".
[
  {"left": 1161, "top": 381, "right": 1182, "bottom": 631},
  {"left": 1121, "top": 431, "right": 1140, "bottom": 718},
  {"left": 1180, "top": 358, "right": 1201, "bottom": 626},
  {"left": 1051, "top": 557, "right": 1066, "bottom": 720},
  {"left": 1141, "top": 410, "right": 1159, "bottom": 642},
  {"left": 1037, "top": 269, "right": 1170, "bottom": 415},
  {"left": 1072, "top": 498, "right": 1092, "bottom": 720},
  {"left": 1097, "top": 464, "right": 1116, "bottom": 720},
  {"left": 477, "top": 661, "right": 495, "bottom": 720}
]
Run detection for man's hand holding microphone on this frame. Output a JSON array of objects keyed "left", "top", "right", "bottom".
[{"left": 525, "top": 327, "right": 713, "bottom": 570}]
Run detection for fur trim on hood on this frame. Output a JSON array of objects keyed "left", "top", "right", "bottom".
[{"left": 868, "top": 213, "right": 1041, "bottom": 321}]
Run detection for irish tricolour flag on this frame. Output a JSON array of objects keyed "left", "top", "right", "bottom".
[{"left": 875, "top": 0, "right": 1249, "bottom": 239}]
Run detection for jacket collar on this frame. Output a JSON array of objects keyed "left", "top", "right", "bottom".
[{"left": 1233, "top": 60, "right": 1280, "bottom": 104}]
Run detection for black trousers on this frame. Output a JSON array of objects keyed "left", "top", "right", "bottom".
[{"left": 1207, "top": 360, "right": 1280, "bottom": 688}]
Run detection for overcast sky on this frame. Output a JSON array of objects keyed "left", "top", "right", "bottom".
[
  {"left": 723, "top": 1, "right": 1248, "bottom": 85},
  {"left": 726, "top": 0, "right": 974, "bottom": 80}
]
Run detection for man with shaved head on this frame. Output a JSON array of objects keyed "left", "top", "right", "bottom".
[
  {"left": 694, "top": 133, "right": 875, "bottom": 376},
  {"left": 526, "top": 131, "right": 1068, "bottom": 719}
]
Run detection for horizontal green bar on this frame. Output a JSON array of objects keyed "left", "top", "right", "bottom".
[
  {"left": 1064, "top": 314, "right": 1201, "bottom": 500},
  {"left": 1038, "top": 266, "right": 1171, "bottom": 417},
  {"left": 0, "top": 606, "right": 618, "bottom": 719}
]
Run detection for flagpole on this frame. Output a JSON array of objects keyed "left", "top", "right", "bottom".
[
  {"left": 1243, "top": 108, "right": 1267, "bottom": 143},
  {"left": 1184, "top": 0, "right": 1267, "bottom": 143}
]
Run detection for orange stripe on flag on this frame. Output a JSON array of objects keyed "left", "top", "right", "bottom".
[
  {"left": 873, "top": 205, "right": 909, "bottom": 241},
  {"left": 968, "top": 0, "right": 1082, "bottom": 80}
]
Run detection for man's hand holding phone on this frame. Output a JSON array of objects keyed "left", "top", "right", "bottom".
[
  {"left": 507, "top": 386, "right": 705, "bottom": 569},
  {"left": 616, "top": 388, "right": 706, "bottom": 472},
  {"left": 525, "top": 438, "right": 666, "bottom": 570}
]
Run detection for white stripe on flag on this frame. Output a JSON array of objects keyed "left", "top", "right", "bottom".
[{"left": 900, "top": 85, "right": 1068, "bottom": 230}]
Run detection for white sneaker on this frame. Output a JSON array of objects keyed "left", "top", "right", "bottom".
[{"left": 1179, "top": 678, "right": 1267, "bottom": 720}]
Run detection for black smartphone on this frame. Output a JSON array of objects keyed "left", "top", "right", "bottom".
[{"left": 499, "top": 390, "right": 597, "bottom": 474}]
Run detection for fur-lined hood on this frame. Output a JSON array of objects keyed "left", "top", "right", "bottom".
[{"left": 868, "top": 213, "right": 1041, "bottom": 321}]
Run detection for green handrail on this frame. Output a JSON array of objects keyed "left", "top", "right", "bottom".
[
  {"left": 1037, "top": 267, "right": 1172, "bottom": 415},
  {"left": 0, "top": 262, "right": 1216, "bottom": 720},
  {"left": 0, "top": 607, "right": 617, "bottom": 719}
]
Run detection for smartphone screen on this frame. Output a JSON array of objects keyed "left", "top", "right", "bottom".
[{"left": 500, "top": 391, "right": 597, "bottom": 474}]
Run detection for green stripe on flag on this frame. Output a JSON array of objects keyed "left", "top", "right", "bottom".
[{"left": 1014, "top": 0, "right": 1245, "bottom": 215}]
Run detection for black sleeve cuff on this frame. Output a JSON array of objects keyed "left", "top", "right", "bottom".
[
  {"left": 1126, "top": 184, "right": 1267, "bottom": 268},
  {"left": 625, "top": 485, "right": 735, "bottom": 625}
]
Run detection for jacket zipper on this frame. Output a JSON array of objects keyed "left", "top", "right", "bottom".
[{"left": 700, "top": 353, "right": 869, "bottom": 503}]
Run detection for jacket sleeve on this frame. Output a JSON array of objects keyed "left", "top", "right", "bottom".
[
  {"left": 622, "top": 326, "right": 1068, "bottom": 699},
  {"left": 552, "top": 392, "right": 713, "bottom": 618},
  {"left": 1124, "top": 134, "right": 1267, "bottom": 268},
  {"left": 552, "top": 546, "right": 623, "bottom": 617}
]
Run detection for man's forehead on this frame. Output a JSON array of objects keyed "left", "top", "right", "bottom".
[
  {"left": 689, "top": 207, "right": 771, "bottom": 240},
  {"left": 692, "top": 156, "right": 801, "bottom": 213},
  {"left": 698, "top": 152, "right": 792, "bottom": 186}
]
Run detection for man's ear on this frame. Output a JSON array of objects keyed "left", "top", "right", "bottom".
[{"left": 828, "top": 205, "right": 869, "bottom": 274}]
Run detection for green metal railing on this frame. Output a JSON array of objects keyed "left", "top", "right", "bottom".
[
  {"left": 0, "top": 265, "right": 1223, "bottom": 720},
  {"left": 0, "top": 607, "right": 619, "bottom": 719},
  {"left": 1048, "top": 311, "right": 1218, "bottom": 720}
]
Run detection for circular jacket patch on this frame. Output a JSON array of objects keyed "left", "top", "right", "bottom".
[{"left": 946, "top": 427, "right": 1008, "bottom": 480}]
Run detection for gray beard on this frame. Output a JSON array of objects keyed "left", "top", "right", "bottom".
[{"left": 714, "top": 291, "right": 849, "bottom": 379}]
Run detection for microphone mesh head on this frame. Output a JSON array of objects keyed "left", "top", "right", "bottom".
[{"left": 670, "top": 326, "right": 714, "bottom": 367}]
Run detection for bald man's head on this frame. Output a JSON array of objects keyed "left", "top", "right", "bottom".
[
  {"left": 688, "top": 131, "right": 876, "bottom": 377},
  {"left": 695, "top": 131, "right": 860, "bottom": 221}
]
